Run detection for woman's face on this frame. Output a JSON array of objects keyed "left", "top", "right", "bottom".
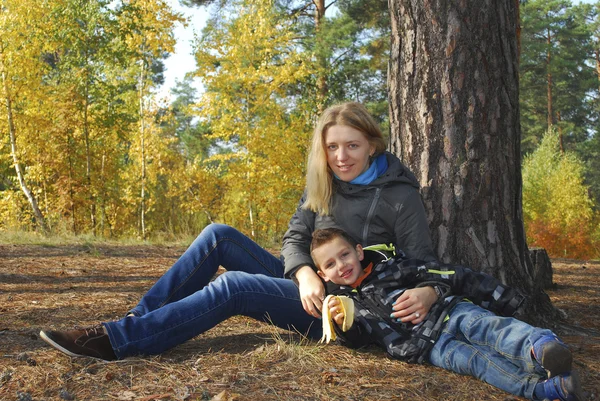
[{"left": 325, "top": 125, "right": 374, "bottom": 182}]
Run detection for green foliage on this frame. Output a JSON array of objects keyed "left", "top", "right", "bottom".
[
  {"left": 192, "top": 0, "right": 314, "bottom": 243},
  {"left": 523, "top": 129, "right": 599, "bottom": 258},
  {"left": 5, "top": 0, "right": 598, "bottom": 253},
  {"left": 520, "top": 0, "right": 596, "bottom": 154}
]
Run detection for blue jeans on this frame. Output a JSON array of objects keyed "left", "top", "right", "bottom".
[
  {"left": 428, "top": 302, "right": 553, "bottom": 399},
  {"left": 103, "top": 224, "right": 321, "bottom": 358}
]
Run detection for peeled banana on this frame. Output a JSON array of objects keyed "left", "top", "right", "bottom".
[{"left": 320, "top": 295, "right": 355, "bottom": 344}]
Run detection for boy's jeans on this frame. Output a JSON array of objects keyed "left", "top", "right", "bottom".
[
  {"left": 428, "top": 302, "right": 553, "bottom": 399},
  {"left": 104, "top": 224, "right": 321, "bottom": 358}
]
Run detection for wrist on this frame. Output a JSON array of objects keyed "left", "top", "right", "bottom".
[{"left": 432, "top": 285, "right": 443, "bottom": 299}]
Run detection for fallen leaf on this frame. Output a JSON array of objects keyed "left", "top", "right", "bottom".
[
  {"left": 117, "top": 390, "right": 136, "bottom": 401},
  {"left": 210, "top": 390, "right": 240, "bottom": 401}
]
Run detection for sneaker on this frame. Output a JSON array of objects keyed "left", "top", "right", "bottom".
[
  {"left": 537, "top": 372, "right": 584, "bottom": 401},
  {"left": 532, "top": 335, "right": 572, "bottom": 378},
  {"left": 40, "top": 325, "right": 117, "bottom": 361}
]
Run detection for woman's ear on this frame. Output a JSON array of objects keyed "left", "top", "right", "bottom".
[{"left": 356, "top": 244, "right": 364, "bottom": 261}]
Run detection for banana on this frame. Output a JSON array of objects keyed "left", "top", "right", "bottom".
[{"left": 320, "top": 295, "right": 355, "bottom": 344}]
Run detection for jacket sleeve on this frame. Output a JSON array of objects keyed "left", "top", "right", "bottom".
[
  {"left": 332, "top": 318, "right": 373, "bottom": 349},
  {"left": 420, "top": 262, "right": 526, "bottom": 317},
  {"left": 394, "top": 189, "right": 437, "bottom": 262},
  {"left": 281, "top": 191, "right": 317, "bottom": 279}
]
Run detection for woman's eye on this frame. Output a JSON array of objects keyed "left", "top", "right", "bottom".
[
  {"left": 327, "top": 145, "right": 337, "bottom": 150},
  {"left": 348, "top": 144, "right": 359, "bottom": 149}
]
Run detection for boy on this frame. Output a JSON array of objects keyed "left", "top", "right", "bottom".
[{"left": 310, "top": 227, "right": 583, "bottom": 401}]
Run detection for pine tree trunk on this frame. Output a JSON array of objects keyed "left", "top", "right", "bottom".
[
  {"left": 388, "top": 0, "right": 559, "bottom": 326},
  {"left": 546, "top": 30, "right": 554, "bottom": 129},
  {"left": 314, "top": 0, "right": 327, "bottom": 110}
]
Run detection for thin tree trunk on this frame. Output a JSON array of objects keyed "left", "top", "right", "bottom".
[
  {"left": 83, "top": 70, "right": 97, "bottom": 235},
  {"left": 0, "top": 62, "right": 48, "bottom": 233},
  {"left": 100, "top": 152, "right": 112, "bottom": 237},
  {"left": 596, "top": 47, "right": 600, "bottom": 108},
  {"left": 515, "top": 0, "right": 521, "bottom": 60},
  {"left": 547, "top": 27, "right": 553, "bottom": 128},
  {"left": 315, "top": 0, "right": 327, "bottom": 110},
  {"left": 139, "top": 59, "right": 147, "bottom": 240},
  {"left": 388, "top": 0, "right": 559, "bottom": 326},
  {"left": 244, "top": 92, "right": 255, "bottom": 238},
  {"left": 67, "top": 130, "right": 77, "bottom": 234}
]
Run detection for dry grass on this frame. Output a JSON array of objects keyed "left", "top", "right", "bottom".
[{"left": 0, "top": 244, "right": 598, "bottom": 401}]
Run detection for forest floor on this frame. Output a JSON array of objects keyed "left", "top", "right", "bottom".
[{"left": 0, "top": 244, "right": 598, "bottom": 401}]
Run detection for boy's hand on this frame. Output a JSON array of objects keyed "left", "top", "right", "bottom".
[
  {"left": 326, "top": 297, "right": 345, "bottom": 327},
  {"left": 320, "top": 295, "right": 354, "bottom": 343},
  {"left": 391, "top": 287, "right": 437, "bottom": 324}
]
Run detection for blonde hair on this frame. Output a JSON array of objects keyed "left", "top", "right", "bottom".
[{"left": 303, "top": 102, "right": 387, "bottom": 215}]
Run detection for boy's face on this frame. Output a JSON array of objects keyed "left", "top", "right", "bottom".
[{"left": 312, "top": 236, "right": 364, "bottom": 285}]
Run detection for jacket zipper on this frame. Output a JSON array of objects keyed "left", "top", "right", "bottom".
[{"left": 362, "top": 187, "right": 382, "bottom": 244}]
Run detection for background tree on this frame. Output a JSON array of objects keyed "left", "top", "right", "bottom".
[
  {"left": 0, "top": 0, "right": 52, "bottom": 232},
  {"left": 191, "top": 0, "right": 314, "bottom": 242},
  {"left": 388, "top": 0, "right": 559, "bottom": 322},
  {"left": 45, "top": 0, "right": 126, "bottom": 235},
  {"left": 576, "top": 1, "right": 600, "bottom": 207},
  {"left": 115, "top": 0, "right": 183, "bottom": 239},
  {"left": 523, "top": 129, "right": 597, "bottom": 259},
  {"left": 520, "top": 0, "right": 596, "bottom": 154},
  {"left": 162, "top": 77, "right": 213, "bottom": 163}
]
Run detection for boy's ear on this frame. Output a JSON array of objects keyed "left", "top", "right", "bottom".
[
  {"left": 356, "top": 244, "right": 364, "bottom": 261},
  {"left": 316, "top": 268, "right": 330, "bottom": 282}
]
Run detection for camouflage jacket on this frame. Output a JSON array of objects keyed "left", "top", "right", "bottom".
[{"left": 326, "top": 247, "right": 526, "bottom": 364}]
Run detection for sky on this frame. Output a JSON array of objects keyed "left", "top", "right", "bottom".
[{"left": 157, "top": 0, "right": 209, "bottom": 100}]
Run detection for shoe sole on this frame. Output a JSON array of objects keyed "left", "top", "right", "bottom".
[
  {"left": 541, "top": 342, "right": 573, "bottom": 378},
  {"left": 39, "top": 330, "right": 104, "bottom": 360}
]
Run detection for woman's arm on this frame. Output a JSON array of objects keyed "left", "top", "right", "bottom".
[
  {"left": 295, "top": 265, "right": 325, "bottom": 318},
  {"left": 281, "top": 193, "right": 316, "bottom": 279},
  {"left": 281, "top": 193, "right": 331, "bottom": 317}
]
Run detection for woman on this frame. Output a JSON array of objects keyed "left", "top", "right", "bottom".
[{"left": 40, "top": 102, "right": 439, "bottom": 361}]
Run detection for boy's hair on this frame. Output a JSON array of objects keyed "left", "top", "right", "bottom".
[{"left": 310, "top": 228, "right": 358, "bottom": 266}]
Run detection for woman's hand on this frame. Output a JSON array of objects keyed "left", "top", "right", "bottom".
[
  {"left": 295, "top": 265, "right": 325, "bottom": 318},
  {"left": 391, "top": 286, "right": 437, "bottom": 325},
  {"left": 326, "top": 297, "right": 345, "bottom": 327}
]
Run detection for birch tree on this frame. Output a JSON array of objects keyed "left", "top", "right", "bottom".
[{"left": 0, "top": 0, "right": 51, "bottom": 232}]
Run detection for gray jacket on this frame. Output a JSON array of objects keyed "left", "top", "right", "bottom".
[{"left": 281, "top": 152, "right": 436, "bottom": 278}]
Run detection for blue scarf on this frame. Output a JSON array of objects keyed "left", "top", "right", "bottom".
[{"left": 335, "top": 154, "right": 388, "bottom": 185}]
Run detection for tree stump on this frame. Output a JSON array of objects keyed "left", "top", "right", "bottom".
[{"left": 529, "top": 248, "right": 553, "bottom": 290}]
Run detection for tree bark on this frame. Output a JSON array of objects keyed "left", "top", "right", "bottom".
[{"left": 388, "top": 0, "right": 559, "bottom": 325}]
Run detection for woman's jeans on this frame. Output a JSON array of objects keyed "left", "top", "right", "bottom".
[
  {"left": 428, "top": 302, "right": 554, "bottom": 399},
  {"left": 103, "top": 224, "right": 321, "bottom": 358}
]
